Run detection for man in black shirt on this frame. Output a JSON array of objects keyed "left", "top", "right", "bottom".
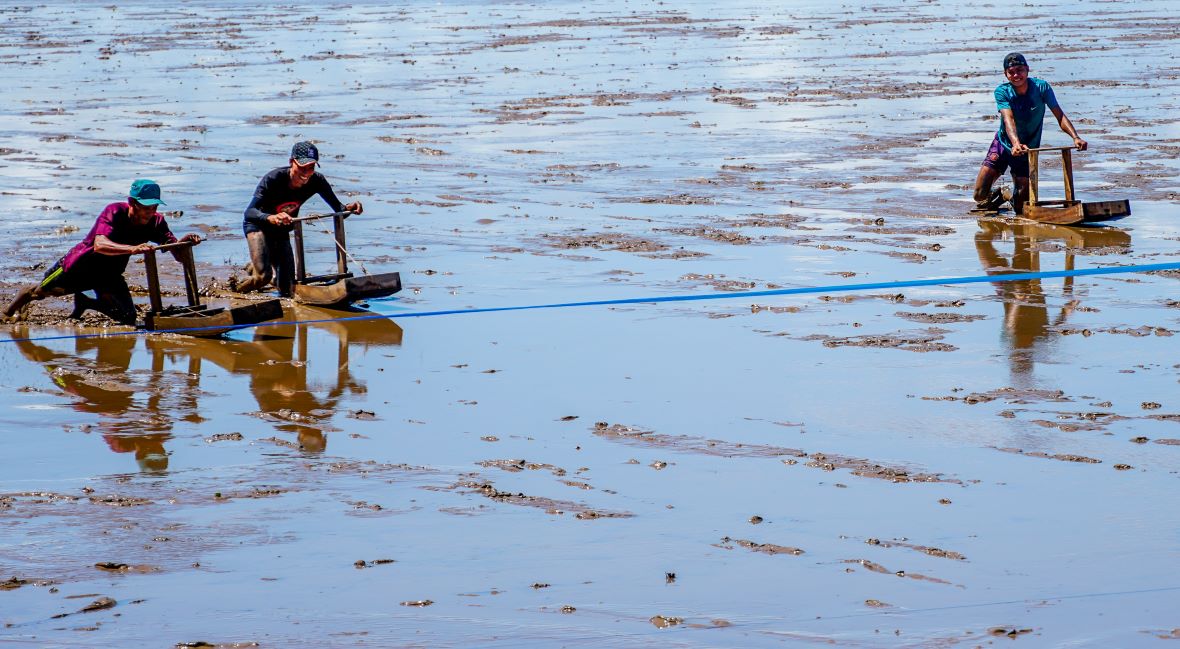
[{"left": 236, "top": 141, "right": 363, "bottom": 297}]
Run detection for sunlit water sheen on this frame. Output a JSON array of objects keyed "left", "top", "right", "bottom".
[{"left": 1, "top": 0, "right": 1179, "bottom": 646}]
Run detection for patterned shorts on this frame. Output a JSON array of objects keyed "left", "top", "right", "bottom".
[{"left": 981, "top": 135, "right": 1029, "bottom": 178}]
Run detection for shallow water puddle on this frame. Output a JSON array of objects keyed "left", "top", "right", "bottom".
[{"left": 3, "top": 0, "right": 1180, "bottom": 645}]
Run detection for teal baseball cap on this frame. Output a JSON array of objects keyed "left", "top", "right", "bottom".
[{"left": 129, "top": 179, "right": 166, "bottom": 206}]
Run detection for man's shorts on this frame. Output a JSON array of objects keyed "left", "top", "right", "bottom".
[
  {"left": 37, "top": 258, "right": 124, "bottom": 296},
  {"left": 981, "top": 135, "right": 1029, "bottom": 178}
]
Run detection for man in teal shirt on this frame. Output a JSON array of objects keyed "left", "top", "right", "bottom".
[{"left": 972, "top": 53, "right": 1087, "bottom": 214}]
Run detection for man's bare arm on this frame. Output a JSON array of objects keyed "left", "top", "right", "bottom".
[
  {"left": 1000, "top": 108, "right": 1028, "bottom": 155},
  {"left": 94, "top": 234, "right": 152, "bottom": 256},
  {"left": 1049, "top": 106, "right": 1087, "bottom": 151},
  {"left": 168, "top": 234, "right": 203, "bottom": 261}
]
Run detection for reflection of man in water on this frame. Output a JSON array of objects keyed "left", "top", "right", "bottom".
[
  {"left": 975, "top": 220, "right": 1129, "bottom": 377},
  {"left": 3, "top": 179, "right": 200, "bottom": 325},
  {"left": 235, "top": 141, "right": 363, "bottom": 298},
  {"left": 972, "top": 53, "right": 1088, "bottom": 214},
  {"left": 975, "top": 222, "right": 1058, "bottom": 364},
  {"left": 141, "top": 310, "right": 402, "bottom": 454},
  {"left": 11, "top": 332, "right": 172, "bottom": 472},
  {"left": 247, "top": 331, "right": 337, "bottom": 453}
]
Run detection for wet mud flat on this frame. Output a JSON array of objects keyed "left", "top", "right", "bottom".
[{"left": 3, "top": 0, "right": 1180, "bottom": 646}]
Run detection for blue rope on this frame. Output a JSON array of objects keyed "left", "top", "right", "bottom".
[{"left": 4, "top": 261, "right": 1178, "bottom": 345}]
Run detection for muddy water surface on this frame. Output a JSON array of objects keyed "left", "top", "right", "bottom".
[{"left": 2, "top": 0, "right": 1180, "bottom": 646}]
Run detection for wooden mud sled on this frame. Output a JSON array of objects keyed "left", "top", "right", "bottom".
[
  {"left": 1023, "top": 146, "right": 1132, "bottom": 225},
  {"left": 291, "top": 211, "right": 401, "bottom": 307},
  {"left": 141, "top": 240, "right": 283, "bottom": 337}
]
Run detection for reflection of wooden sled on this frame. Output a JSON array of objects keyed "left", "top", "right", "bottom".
[
  {"left": 292, "top": 211, "right": 402, "bottom": 307},
  {"left": 1024, "top": 146, "right": 1131, "bottom": 225},
  {"left": 977, "top": 217, "right": 1130, "bottom": 249},
  {"left": 142, "top": 241, "right": 283, "bottom": 337}
]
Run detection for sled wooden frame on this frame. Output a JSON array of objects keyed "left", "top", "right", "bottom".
[
  {"left": 141, "top": 241, "right": 283, "bottom": 337},
  {"left": 291, "top": 211, "right": 402, "bottom": 307},
  {"left": 1024, "top": 146, "right": 1131, "bottom": 225}
]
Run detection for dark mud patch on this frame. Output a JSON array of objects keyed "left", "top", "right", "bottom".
[
  {"left": 258, "top": 436, "right": 301, "bottom": 450},
  {"left": 448, "top": 479, "right": 633, "bottom": 519},
  {"left": 609, "top": 193, "right": 715, "bottom": 206},
  {"left": 730, "top": 213, "right": 810, "bottom": 230},
  {"left": 1, "top": 453, "right": 440, "bottom": 586},
  {"left": 174, "top": 642, "right": 261, "bottom": 648},
  {"left": 748, "top": 303, "right": 804, "bottom": 314},
  {"left": 988, "top": 627, "right": 1034, "bottom": 638},
  {"left": 882, "top": 250, "right": 928, "bottom": 263},
  {"left": 247, "top": 112, "right": 340, "bottom": 126},
  {"left": 894, "top": 311, "right": 986, "bottom": 325},
  {"left": 1054, "top": 325, "right": 1175, "bottom": 338},
  {"left": 88, "top": 493, "right": 154, "bottom": 507},
  {"left": 540, "top": 232, "right": 667, "bottom": 254},
  {"left": 817, "top": 292, "right": 908, "bottom": 305},
  {"left": 1, "top": 576, "right": 35, "bottom": 590},
  {"left": 478, "top": 458, "right": 568, "bottom": 477},
  {"left": 843, "top": 559, "right": 957, "bottom": 586},
  {"left": 995, "top": 448, "right": 1102, "bottom": 464},
  {"left": 214, "top": 486, "right": 289, "bottom": 501},
  {"left": 545, "top": 162, "right": 622, "bottom": 173},
  {"left": 864, "top": 537, "right": 967, "bottom": 561},
  {"left": 94, "top": 562, "right": 161, "bottom": 574},
  {"left": 802, "top": 328, "right": 956, "bottom": 353},
  {"left": 353, "top": 558, "right": 396, "bottom": 569},
  {"left": 593, "top": 422, "right": 806, "bottom": 459},
  {"left": 655, "top": 226, "right": 754, "bottom": 245},
  {"left": 649, "top": 615, "right": 685, "bottom": 629},
  {"left": 848, "top": 224, "right": 956, "bottom": 237},
  {"left": 927, "top": 387, "right": 1073, "bottom": 405},
  {"left": 679, "top": 273, "right": 772, "bottom": 293},
  {"left": 205, "top": 433, "right": 244, "bottom": 443},
  {"left": 802, "top": 452, "right": 952, "bottom": 484},
  {"left": 251, "top": 408, "right": 339, "bottom": 433},
  {"left": 593, "top": 423, "right": 954, "bottom": 483},
  {"left": 1028, "top": 419, "right": 1108, "bottom": 433},
  {"left": 716, "top": 536, "right": 804, "bottom": 556}
]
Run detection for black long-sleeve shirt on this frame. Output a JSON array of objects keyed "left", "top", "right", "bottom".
[{"left": 243, "top": 167, "right": 346, "bottom": 235}]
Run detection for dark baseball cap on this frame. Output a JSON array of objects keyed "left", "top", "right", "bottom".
[
  {"left": 1003, "top": 52, "right": 1028, "bottom": 69},
  {"left": 128, "top": 179, "right": 166, "bottom": 206},
  {"left": 291, "top": 141, "right": 319, "bottom": 166}
]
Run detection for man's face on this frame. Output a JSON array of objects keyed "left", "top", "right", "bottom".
[
  {"left": 289, "top": 159, "right": 316, "bottom": 188},
  {"left": 129, "top": 199, "right": 158, "bottom": 225},
  {"left": 1005, "top": 64, "right": 1029, "bottom": 85}
]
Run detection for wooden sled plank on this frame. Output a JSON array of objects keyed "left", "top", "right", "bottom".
[
  {"left": 1022, "top": 200, "right": 1084, "bottom": 225},
  {"left": 294, "top": 272, "right": 402, "bottom": 307},
  {"left": 1082, "top": 199, "right": 1132, "bottom": 222},
  {"left": 146, "top": 299, "right": 283, "bottom": 337}
]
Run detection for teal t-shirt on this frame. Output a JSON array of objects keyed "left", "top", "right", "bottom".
[{"left": 994, "top": 77, "right": 1059, "bottom": 151}]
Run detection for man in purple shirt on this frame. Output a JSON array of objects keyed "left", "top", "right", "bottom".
[
  {"left": 3, "top": 179, "right": 200, "bottom": 325},
  {"left": 234, "top": 141, "right": 363, "bottom": 297}
]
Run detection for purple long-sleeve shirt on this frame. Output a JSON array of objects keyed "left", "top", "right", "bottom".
[{"left": 60, "top": 202, "right": 177, "bottom": 274}]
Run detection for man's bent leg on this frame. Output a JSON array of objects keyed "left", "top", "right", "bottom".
[
  {"left": 234, "top": 231, "right": 274, "bottom": 293},
  {"left": 266, "top": 233, "right": 296, "bottom": 298},
  {"left": 92, "top": 276, "right": 138, "bottom": 326},
  {"left": 3, "top": 285, "right": 41, "bottom": 320},
  {"left": 973, "top": 166, "right": 1002, "bottom": 204},
  {"left": 1012, "top": 177, "right": 1030, "bottom": 215},
  {"left": 974, "top": 136, "right": 1014, "bottom": 209},
  {"left": 1008, "top": 151, "right": 1031, "bottom": 215},
  {"left": 69, "top": 292, "right": 97, "bottom": 320},
  {"left": 6, "top": 258, "right": 70, "bottom": 320}
]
